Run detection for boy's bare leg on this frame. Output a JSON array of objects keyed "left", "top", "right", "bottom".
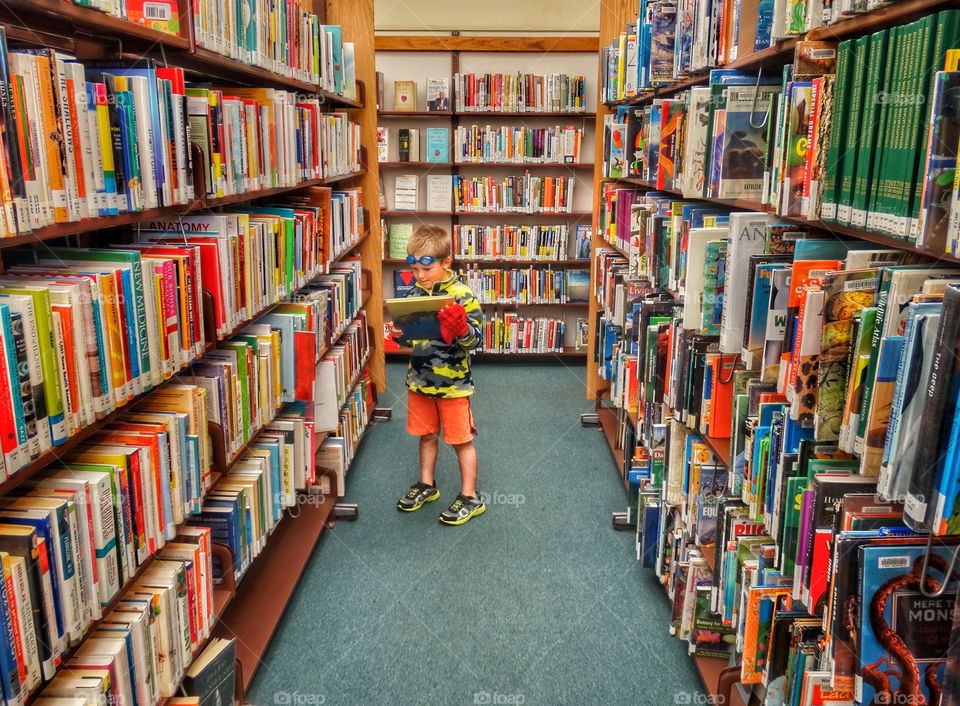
[
  {"left": 420, "top": 433, "right": 439, "bottom": 486},
  {"left": 453, "top": 440, "right": 478, "bottom": 498}
]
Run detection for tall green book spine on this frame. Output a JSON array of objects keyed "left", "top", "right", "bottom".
[
  {"left": 820, "top": 39, "right": 852, "bottom": 222},
  {"left": 836, "top": 36, "right": 869, "bottom": 225},
  {"left": 850, "top": 30, "right": 889, "bottom": 229},
  {"left": 892, "top": 17, "right": 935, "bottom": 238},
  {"left": 866, "top": 27, "right": 900, "bottom": 233},
  {"left": 877, "top": 24, "right": 916, "bottom": 236}
]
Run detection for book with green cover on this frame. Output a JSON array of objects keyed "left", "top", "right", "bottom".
[
  {"left": 849, "top": 29, "right": 889, "bottom": 229},
  {"left": 835, "top": 36, "right": 870, "bottom": 226},
  {"left": 866, "top": 27, "right": 901, "bottom": 234},
  {"left": 820, "top": 39, "right": 854, "bottom": 222},
  {"left": 0, "top": 287, "right": 64, "bottom": 445}
]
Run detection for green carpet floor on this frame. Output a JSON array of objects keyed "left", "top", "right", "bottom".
[{"left": 246, "top": 361, "right": 703, "bottom": 705}]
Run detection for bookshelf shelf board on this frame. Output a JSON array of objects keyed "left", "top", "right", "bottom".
[
  {"left": 321, "top": 169, "right": 367, "bottom": 185},
  {"left": 478, "top": 301, "right": 590, "bottom": 309},
  {"left": 595, "top": 236, "right": 630, "bottom": 260},
  {"left": 382, "top": 257, "right": 590, "bottom": 265},
  {"left": 607, "top": 177, "right": 960, "bottom": 266},
  {"left": 319, "top": 88, "right": 364, "bottom": 110},
  {"left": 377, "top": 110, "right": 595, "bottom": 118},
  {"left": 703, "top": 435, "right": 731, "bottom": 469},
  {"left": 379, "top": 161, "right": 593, "bottom": 170},
  {"left": 596, "top": 404, "right": 627, "bottom": 489},
  {"left": 693, "top": 656, "right": 747, "bottom": 706},
  {"left": 456, "top": 162, "right": 595, "bottom": 169},
  {"left": 379, "top": 161, "right": 454, "bottom": 167},
  {"left": 0, "top": 177, "right": 343, "bottom": 251},
  {"left": 215, "top": 490, "right": 337, "bottom": 692},
  {"left": 702, "top": 544, "right": 716, "bottom": 573},
  {"left": 382, "top": 210, "right": 592, "bottom": 218},
  {"left": 378, "top": 111, "right": 455, "bottom": 118},
  {"left": 328, "top": 231, "right": 370, "bottom": 271},
  {"left": 601, "top": 0, "right": 960, "bottom": 107},
  {"left": 387, "top": 346, "right": 586, "bottom": 358}
]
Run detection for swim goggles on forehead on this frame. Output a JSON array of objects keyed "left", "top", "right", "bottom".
[{"left": 406, "top": 255, "right": 438, "bottom": 266}]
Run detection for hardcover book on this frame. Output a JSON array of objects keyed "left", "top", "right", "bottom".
[{"left": 394, "top": 80, "right": 416, "bottom": 111}]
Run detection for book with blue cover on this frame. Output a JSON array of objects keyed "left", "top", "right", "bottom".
[{"left": 426, "top": 128, "right": 449, "bottom": 163}]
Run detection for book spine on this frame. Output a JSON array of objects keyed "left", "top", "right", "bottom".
[
  {"left": 905, "top": 285, "right": 960, "bottom": 530},
  {"left": 836, "top": 37, "right": 868, "bottom": 225},
  {"left": 849, "top": 30, "right": 887, "bottom": 228}
]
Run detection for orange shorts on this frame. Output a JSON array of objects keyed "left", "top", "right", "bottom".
[{"left": 406, "top": 391, "right": 477, "bottom": 445}]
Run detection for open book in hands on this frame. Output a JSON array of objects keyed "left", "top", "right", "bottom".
[{"left": 384, "top": 294, "right": 455, "bottom": 343}]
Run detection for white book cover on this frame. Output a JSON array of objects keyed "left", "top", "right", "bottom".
[
  {"left": 683, "top": 227, "right": 727, "bottom": 329},
  {"left": 719, "top": 212, "right": 774, "bottom": 354},
  {"left": 682, "top": 88, "right": 712, "bottom": 198},
  {"left": 426, "top": 175, "right": 452, "bottom": 211}
]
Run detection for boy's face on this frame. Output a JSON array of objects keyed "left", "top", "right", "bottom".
[{"left": 409, "top": 253, "right": 452, "bottom": 287}]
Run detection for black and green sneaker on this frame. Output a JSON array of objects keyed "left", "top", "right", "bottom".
[
  {"left": 397, "top": 482, "right": 440, "bottom": 512},
  {"left": 438, "top": 494, "right": 486, "bottom": 525}
]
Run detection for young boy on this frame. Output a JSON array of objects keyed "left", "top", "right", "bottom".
[{"left": 386, "top": 225, "right": 486, "bottom": 525}]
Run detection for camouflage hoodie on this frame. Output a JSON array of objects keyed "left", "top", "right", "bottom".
[{"left": 405, "top": 270, "right": 484, "bottom": 398}]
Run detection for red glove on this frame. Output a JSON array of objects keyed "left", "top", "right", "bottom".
[{"left": 438, "top": 303, "right": 469, "bottom": 344}]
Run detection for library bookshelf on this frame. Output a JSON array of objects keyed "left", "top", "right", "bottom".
[
  {"left": 588, "top": 0, "right": 960, "bottom": 703},
  {"left": 376, "top": 39, "right": 599, "bottom": 359},
  {"left": 0, "top": 0, "right": 383, "bottom": 700}
]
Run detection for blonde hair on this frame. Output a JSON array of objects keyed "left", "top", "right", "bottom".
[{"left": 407, "top": 224, "right": 452, "bottom": 260}]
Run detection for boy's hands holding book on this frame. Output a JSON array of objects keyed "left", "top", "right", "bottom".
[
  {"left": 386, "top": 321, "right": 404, "bottom": 340},
  {"left": 438, "top": 303, "right": 469, "bottom": 344}
]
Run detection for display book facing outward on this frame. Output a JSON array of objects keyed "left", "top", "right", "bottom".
[
  {"left": 376, "top": 51, "right": 597, "bottom": 357},
  {"left": 590, "top": 0, "right": 960, "bottom": 705},
  {"left": 0, "top": 1, "right": 384, "bottom": 702}
]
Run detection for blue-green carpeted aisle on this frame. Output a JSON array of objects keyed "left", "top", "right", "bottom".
[{"left": 246, "top": 361, "right": 703, "bottom": 705}]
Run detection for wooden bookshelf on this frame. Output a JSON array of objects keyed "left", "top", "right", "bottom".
[
  {"left": 596, "top": 404, "right": 628, "bottom": 488},
  {"left": 0, "top": 0, "right": 385, "bottom": 699}
]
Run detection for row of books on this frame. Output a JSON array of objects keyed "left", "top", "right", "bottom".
[
  {"left": 601, "top": 0, "right": 883, "bottom": 101},
  {"left": 452, "top": 224, "right": 591, "bottom": 261},
  {"left": 453, "top": 125, "right": 583, "bottom": 165},
  {"left": 600, "top": 13, "right": 960, "bottom": 248},
  {"left": 592, "top": 192, "right": 960, "bottom": 703},
  {"left": 0, "top": 195, "right": 360, "bottom": 478},
  {"left": 452, "top": 73, "right": 588, "bottom": 114},
  {"left": 0, "top": 42, "right": 364, "bottom": 237},
  {"left": 192, "top": 1, "right": 356, "bottom": 95},
  {"left": 459, "top": 268, "right": 590, "bottom": 305},
  {"left": 481, "top": 314, "right": 567, "bottom": 354},
  {"left": 451, "top": 175, "right": 576, "bottom": 214},
  {"left": 380, "top": 128, "right": 449, "bottom": 164}
]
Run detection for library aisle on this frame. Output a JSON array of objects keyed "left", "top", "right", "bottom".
[{"left": 247, "top": 361, "right": 701, "bottom": 705}]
